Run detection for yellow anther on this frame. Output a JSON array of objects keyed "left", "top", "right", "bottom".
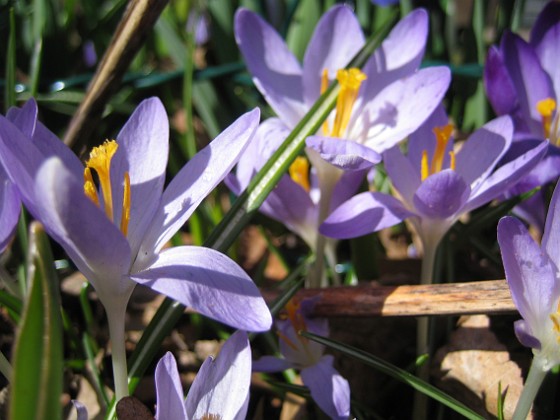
[
  {"left": 289, "top": 156, "right": 310, "bottom": 192},
  {"left": 321, "top": 69, "right": 330, "bottom": 134},
  {"left": 120, "top": 172, "right": 131, "bottom": 236},
  {"left": 550, "top": 300, "right": 560, "bottom": 343},
  {"left": 285, "top": 299, "right": 306, "bottom": 334},
  {"left": 83, "top": 168, "right": 100, "bottom": 206},
  {"left": 330, "top": 68, "right": 367, "bottom": 138},
  {"left": 421, "top": 123, "right": 455, "bottom": 181},
  {"left": 201, "top": 415, "right": 222, "bottom": 420},
  {"left": 537, "top": 97, "right": 557, "bottom": 139},
  {"left": 83, "top": 140, "right": 131, "bottom": 237}
]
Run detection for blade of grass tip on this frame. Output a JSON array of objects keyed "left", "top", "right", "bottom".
[
  {"left": 497, "top": 382, "right": 505, "bottom": 420},
  {"left": 111, "top": 12, "right": 399, "bottom": 417},
  {"left": 5, "top": 7, "right": 16, "bottom": 112},
  {"left": 9, "top": 222, "right": 63, "bottom": 420},
  {"left": 301, "top": 331, "right": 484, "bottom": 420}
]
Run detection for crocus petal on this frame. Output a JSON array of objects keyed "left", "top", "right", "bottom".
[
  {"left": 351, "top": 66, "right": 451, "bottom": 154},
  {"left": 300, "top": 356, "right": 350, "bottom": 420},
  {"left": 111, "top": 98, "right": 169, "bottom": 255},
  {"left": 302, "top": 5, "right": 364, "bottom": 106},
  {"left": 514, "top": 319, "right": 542, "bottom": 350},
  {"left": 542, "top": 178, "right": 560, "bottom": 268},
  {"left": 155, "top": 352, "right": 188, "bottom": 420},
  {"left": 533, "top": 19, "right": 560, "bottom": 101},
  {"left": 501, "top": 32, "right": 554, "bottom": 134},
  {"left": 455, "top": 116, "right": 512, "bottom": 191},
  {"left": 413, "top": 170, "right": 470, "bottom": 219},
  {"left": 0, "top": 171, "right": 19, "bottom": 252},
  {"left": 483, "top": 46, "right": 519, "bottom": 117},
  {"left": 35, "top": 158, "right": 133, "bottom": 299},
  {"left": 305, "top": 135, "right": 381, "bottom": 171},
  {"left": 320, "top": 192, "right": 413, "bottom": 239},
  {"left": 235, "top": 9, "right": 305, "bottom": 127},
  {"left": 464, "top": 140, "right": 547, "bottom": 213},
  {"left": 530, "top": 1, "right": 560, "bottom": 49},
  {"left": 497, "top": 217, "right": 557, "bottom": 329},
  {"left": 330, "top": 169, "right": 368, "bottom": 211},
  {"left": 71, "top": 400, "right": 89, "bottom": 420},
  {"left": 6, "top": 99, "right": 37, "bottom": 138},
  {"left": 359, "top": 8, "right": 428, "bottom": 104},
  {"left": 252, "top": 356, "right": 294, "bottom": 372},
  {"left": 139, "top": 108, "right": 260, "bottom": 260},
  {"left": 383, "top": 145, "right": 421, "bottom": 206},
  {"left": 130, "top": 246, "right": 272, "bottom": 332},
  {"left": 186, "top": 331, "right": 251, "bottom": 420}
]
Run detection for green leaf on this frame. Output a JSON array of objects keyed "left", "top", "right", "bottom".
[
  {"left": 5, "top": 7, "right": 16, "bottom": 112},
  {"left": 300, "top": 331, "right": 484, "bottom": 420},
  {"left": 10, "top": 222, "right": 63, "bottom": 420}
]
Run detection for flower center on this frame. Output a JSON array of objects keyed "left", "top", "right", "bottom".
[
  {"left": 277, "top": 299, "right": 308, "bottom": 351},
  {"left": 549, "top": 299, "right": 560, "bottom": 343},
  {"left": 321, "top": 68, "right": 367, "bottom": 138},
  {"left": 421, "top": 123, "right": 456, "bottom": 181},
  {"left": 289, "top": 156, "right": 311, "bottom": 192},
  {"left": 536, "top": 97, "right": 558, "bottom": 143},
  {"left": 83, "top": 140, "right": 131, "bottom": 236}
]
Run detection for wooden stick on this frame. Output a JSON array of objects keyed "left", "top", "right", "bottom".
[
  {"left": 280, "top": 279, "right": 516, "bottom": 317},
  {"left": 64, "top": 0, "right": 168, "bottom": 150}
]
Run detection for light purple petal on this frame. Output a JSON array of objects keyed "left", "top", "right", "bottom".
[
  {"left": 235, "top": 9, "right": 305, "bottom": 127},
  {"left": 35, "top": 158, "right": 133, "bottom": 300},
  {"left": 305, "top": 135, "right": 381, "bottom": 171},
  {"left": 139, "top": 109, "right": 260, "bottom": 260},
  {"left": 533, "top": 19, "right": 560, "bottom": 103},
  {"left": 111, "top": 97, "right": 169, "bottom": 256},
  {"left": 330, "top": 169, "right": 367, "bottom": 211},
  {"left": 300, "top": 356, "right": 350, "bottom": 420},
  {"left": 0, "top": 170, "right": 20, "bottom": 252},
  {"left": 155, "top": 352, "right": 188, "bottom": 420},
  {"left": 71, "top": 400, "right": 89, "bottom": 420},
  {"left": 351, "top": 66, "right": 451, "bottom": 154},
  {"left": 413, "top": 170, "right": 470, "bottom": 219},
  {"left": 497, "top": 217, "right": 557, "bottom": 331},
  {"left": 130, "top": 246, "right": 272, "bottom": 332},
  {"left": 455, "top": 116, "right": 513, "bottom": 191},
  {"left": 6, "top": 99, "right": 37, "bottom": 138},
  {"left": 514, "top": 319, "right": 542, "bottom": 350},
  {"left": 302, "top": 5, "right": 364, "bottom": 107},
  {"left": 252, "top": 355, "right": 294, "bottom": 372},
  {"left": 501, "top": 32, "right": 554, "bottom": 135},
  {"left": 383, "top": 146, "right": 421, "bottom": 206},
  {"left": 186, "top": 331, "right": 251, "bottom": 420},
  {"left": 542, "top": 179, "right": 560, "bottom": 268},
  {"left": 320, "top": 192, "right": 413, "bottom": 239},
  {"left": 484, "top": 46, "right": 519, "bottom": 117},
  {"left": 464, "top": 140, "right": 548, "bottom": 213},
  {"left": 359, "top": 9, "right": 428, "bottom": 104}
]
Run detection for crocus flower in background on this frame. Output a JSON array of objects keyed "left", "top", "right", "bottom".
[
  {"left": 253, "top": 298, "right": 350, "bottom": 420},
  {"left": 0, "top": 98, "right": 271, "bottom": 399},
  {"left": 155, "top": 330, "right": 252, "bottom": 420},
  {"left": 497, "top": 180, "right": 560, "bottom": 419},
  {"left": 484, "top": 1, "right": 560, "bottom": 227},
  {"left": 321, "top": 111, "right": 548, "bottom": 262},
  {"left": 0, "top": 151, "right": 20, "bottom": 253}
]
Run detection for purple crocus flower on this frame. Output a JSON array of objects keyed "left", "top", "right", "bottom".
[
  {"left": 155, "top": 330, "right": 252, "bottom": 420},
  {"left": 497, "top": 184, "right": 560, "bottom": 372},
  {"left": 235, "top": 5, "right": 451, "bottom": 168},
  {"left": 484, "top": 1, "right": 560, "bottom": 227},
  {"left": 0, "top": 155, "right": 20, "bottom": 253},
  {"left": 321, "top": 111, "right": 548, "bottom": 252},
  {"left": 0, "top": 98, "right": 272, "bottom": 333},
  {"left": 253, "top": 298, "right": 350, "bottom": 420}
]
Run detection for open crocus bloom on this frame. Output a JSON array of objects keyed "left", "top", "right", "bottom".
[
  {"left": 235, "top": 5, "right": 451, "bottom": 167},
  {"left": 321, "top": 111, "right": 548, "bottom": 252},
  {"left": 0, "top": 98, "right": 271, "bottom": 332},
  {"left": 497, "top": 180, "right": 560, "bottom": 372},
  {"left": 253, "top": 298, "right": 350, "bottom": 420},
  {"left": 484, "top": 1, "right": 560, "bottom": 227},
  {"left": 155, "top": 330, "right": 251, "bottom": 420}
]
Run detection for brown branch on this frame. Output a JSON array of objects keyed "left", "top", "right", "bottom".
[
  {"left": 63, "top": 0, "right": 169, "bottom": 151},
  {"left": 272, "top": 280, "right": 516, "bottom": 318}
]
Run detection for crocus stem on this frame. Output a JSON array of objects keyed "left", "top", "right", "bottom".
[
  {"left": 512, "top": 358, "right": 547, "bottom": 420},
  {"left": 309, "top": 167, "right": 339, "bottom": 288},
  {"left": 413, "top": 239, "right": 438, "bottom": 420},
  {"left": 105, "top": 301, "right": 129, "bottom": 402}
]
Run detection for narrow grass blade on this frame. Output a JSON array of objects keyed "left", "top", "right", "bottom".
[
  {"left": 9, "top": 222, "right": 63, "bottom": 420},
  {"left": 5, "top": 8, "right": 16, "bottom": 111}
]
